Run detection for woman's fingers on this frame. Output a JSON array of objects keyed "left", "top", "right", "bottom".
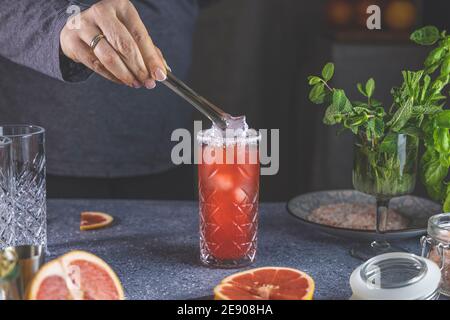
[
  {"left": 95, "top": 14, "right": 150, "bottom": 85},
  {"left": 69, "top": 40, "right": 122, "bottom": 84},
  {"left": 94, "top": 39, "right": 139, "bottom": 87},
  {"left": 79, "top": 27, "right": 139, "bottom": 87},
  {"left": 60, "top": 0, "right": 167, "bottom": 89},
  {"left": 118, "top": 3, "right": 167, "bottom": 82},
  {"left": 155, "top": 46, "right": 171, "bottom": 72}
]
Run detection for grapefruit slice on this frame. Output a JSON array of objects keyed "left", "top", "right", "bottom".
[
  {"left": 80, "top": 211, "right": 113, "bottom": 231},
  {"left": 27, "top": 251, "right": 124, "bottom": 300},
  {"left": 214, "top": 267, "right": 315, "bottom": 300}
]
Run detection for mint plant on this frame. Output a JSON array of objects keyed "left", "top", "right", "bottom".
[{"left": 308, "top": 26, "right": 450, "bottom": 208}]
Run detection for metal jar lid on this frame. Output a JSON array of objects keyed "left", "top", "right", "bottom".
[{"left": 350, "top": 252, "right": 441, "bottom": 300}]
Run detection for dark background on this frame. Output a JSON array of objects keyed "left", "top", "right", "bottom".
[{"left": 187, "top": 0, "right": 450, "bottom": 202}]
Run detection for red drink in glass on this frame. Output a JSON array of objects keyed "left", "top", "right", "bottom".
[{"left": 197, "top": 129, "right": 260, "bottom": 268}]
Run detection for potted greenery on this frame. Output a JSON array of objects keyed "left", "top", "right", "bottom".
[{"left": 308, "top": 26, "right": 450, "bottom": 257}]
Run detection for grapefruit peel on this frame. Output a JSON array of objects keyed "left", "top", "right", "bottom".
[
  {"left": 214, "top": 267, "right": 315, "bottom": 300},
  {"left": 80, "top": 212, "right": 114, "bottom": 231},
  {"left": 27, "top": 250, "right": 124, "bottom": 300}
]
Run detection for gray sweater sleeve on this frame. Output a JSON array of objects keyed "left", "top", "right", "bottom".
[{"left": 0, "top": 0, "right": 92, "bottom": 82}]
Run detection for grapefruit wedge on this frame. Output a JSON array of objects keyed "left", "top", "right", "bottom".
[
  {"left": 80, "top": 211, "right": 113, "bottom": 231},
  {"left": 214, "top": 267, "right": 315, "bottom": 300},
  {"left": 27, "top": 251, "right": 124, "bottom": 300}
]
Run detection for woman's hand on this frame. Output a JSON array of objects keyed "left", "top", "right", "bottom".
[{"left": 60, "top": 0, "right": 168, "bottom": 89}]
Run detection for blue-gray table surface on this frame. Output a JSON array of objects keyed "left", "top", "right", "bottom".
[{"left": 47, "top": 200, "right": 420, "bottom": 300}]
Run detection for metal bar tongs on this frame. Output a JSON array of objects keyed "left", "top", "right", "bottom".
[{"left": 163, "top": 71, "right": 229, "bottom": 130}]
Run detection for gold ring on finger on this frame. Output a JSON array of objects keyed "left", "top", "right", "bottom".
[{"left": 89, "top": 34, "right": 105, "bottom": 50}]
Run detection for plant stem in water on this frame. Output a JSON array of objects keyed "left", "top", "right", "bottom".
[{"left": 375, "top": 198, "right": 390, "bottom": 234}]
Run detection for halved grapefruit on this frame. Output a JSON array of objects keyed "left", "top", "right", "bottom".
[
  {"left": 80, "top": 211, "right": 113, "bottom": 231},
  {"left": 27, "top": 251, "right": 124, "bottom": 300},
  {"left": 214, "top": 267, "right": 315, "bottom": 300}
]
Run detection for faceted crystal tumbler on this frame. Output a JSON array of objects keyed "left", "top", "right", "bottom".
[
  {"left": 197, "top": 129, "right": 260, "bottom": 268},
  {"left": 0, "top": 126, "right": 46, "bottom": 249},
  {"left": 0, "top": 136, "right": 13, "bottom": 249}
]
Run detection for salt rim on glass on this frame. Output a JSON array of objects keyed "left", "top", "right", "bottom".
[{"left": 197, "top": 116, "right": 261, "bottom": 147}]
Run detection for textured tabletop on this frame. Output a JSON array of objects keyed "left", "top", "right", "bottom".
[{"left": 47, "top": 199, "right": 419, "bottom": 300}]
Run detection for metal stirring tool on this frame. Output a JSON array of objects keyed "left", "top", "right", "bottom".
[{"left": 163, "top": 71, "right": 245, "bottom": 130}]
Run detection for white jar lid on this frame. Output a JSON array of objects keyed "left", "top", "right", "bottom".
[{"left": 350, "top": 252, "right": 441, "bottom": 300}]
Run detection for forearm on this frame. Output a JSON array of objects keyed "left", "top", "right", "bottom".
[{"left": 0, "top": 0, "right": 91, "bottom": 81}]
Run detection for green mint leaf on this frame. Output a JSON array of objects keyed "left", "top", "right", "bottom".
[
  {"left": 420, "top": 75, "right": 431, "bottom": 102},
  {"left": 425, "top": 47, "right": 446, "bottom": 67},
  {"left": 379, "top": 133, "right": 397, "bottom": 153},
  {"left": 434, "top": 128, "right": 450, "bottom": 153},
  {"left": 387, "top": 97, "right": 414, "bottom": 132},
  {"left": 323, "top": 104, "right": 340, "bottom": 125},
  {"left": 436, "top": 110, "right": 450, "bottom": 128},
  {"left": 365, "top": 78, "right": 375, "bottom": 98},
  {"left": 440, "top": 153, "right": 450, "bottom": 168},
  {"left": 322, "top": 88, "right": 353, "bottom": 125},
  {"left": 366, "top": 118, "right": 375, "bottom": 140},
  {"left": 332, "top": 89, "right": 353, "bottom": 113},
  {"left": 364, "top": 117, "right": 383, "bottom": 140},
  {"left": 309, "top": 83, "right": 326, "bottom": 104},
  {"left": 357, "top": 83, "right": 367, "bottom": 97},
  {"left": 424, "top": 181, "right": 445, "bottom": 202},
  {"left": 421, "top": 149, "right": 447, "bottom": 200},
  {"left": 344, "top": 114, "right": 368, "bottom": 128},
  {"left": 422, "top": 94, "right": 447, "bottom": 105},
  {"left": 410, "top": 26, "right": 441, "bottom": 46},
  {"left": 308, "top": 76, "right": 322, "bottom": 85},
  {"left": 322, "top": 63, "right": 335, "bottom": 82},
  {"left": 425, "top": 63, "right": 441, "bottom": 75},
  {"left": 443, "top": 185, "right": 450, "bottom": 212},
  {"left": 353, "top": 101, "right": 368, "bottom": 108},
  {"left": 443, "top": 36, "right": 450, "bottom": 48},
  {"left": 402, "top": 70, "right": 424, "bottom": 96},
  {"left": 374, "top": 118, "right": 385, "bottom": 138},
  {"left": 353, "top": 106, "right": 370, "bottom": 114},
  {"left": 432, "top": 79, "right": 446, "bottom": 94},
  {"left": 436, "top": 74, "right": 450, "bottom": 84},
  {"left": 441, "top": 55, "right": 450, "bottom": 76}
]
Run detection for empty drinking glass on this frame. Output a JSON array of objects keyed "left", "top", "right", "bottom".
[
  {"left": 0, "top": 137, "right": 12, "bottom": 249},
  {"left": 0, "top": 126, "right": 46, "bottom": 249}
]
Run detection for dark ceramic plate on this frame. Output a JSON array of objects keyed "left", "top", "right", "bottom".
[{"left": 287, "top": 190, "right": 442, "bottom": 241}]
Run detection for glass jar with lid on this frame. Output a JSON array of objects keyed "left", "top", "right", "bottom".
[
  {"left": 350, "top": 252, "right": 441, "bottom": 300},
  {"left": 421, "top": 213, "right": 450, "bottom": 296}
]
